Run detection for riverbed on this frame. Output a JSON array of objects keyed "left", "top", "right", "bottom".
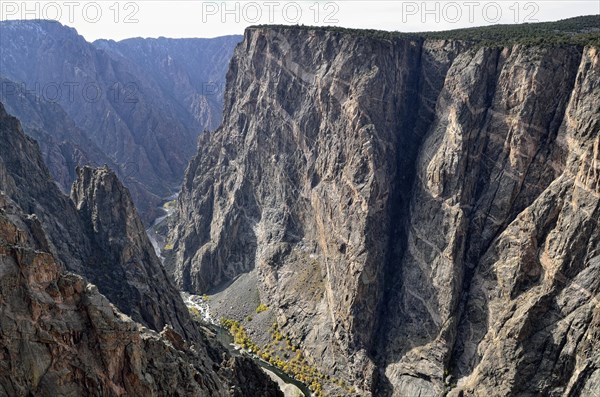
[
  {"left": 148, "top": 199, "right": 310, "bottom": 397},
  {"left": 146, "top": 192, "right": 178, "bottom": 258},
  {"left": 182, "top": 292, "right": 311, "bottom": 397}
]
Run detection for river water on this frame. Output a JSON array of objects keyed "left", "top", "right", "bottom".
[
  {"left": 182, "top": 293, "right": 311, "bottom": 397},
  {"left": 146, "top": 192, "right": 178, "bottom": 258},
  {"left": 148, "top": 200, "right": 310, "bottom": 397}
]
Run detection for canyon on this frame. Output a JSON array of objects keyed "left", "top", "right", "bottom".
[
  {"left": 0, "top": 20, "right": 240, "bottom": 223},
  {"left": 0, "top": 14, "right": 598, "bottom": 397}
]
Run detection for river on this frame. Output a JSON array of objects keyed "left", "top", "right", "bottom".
[
  {"left": 146, "top": 192, "right": 179, "bottom": 259},
  {"left": 182, "top": 293, "right": 311, "bottom": 397},
  {"left": 148, "top": 199, "right": 310, "bottom": 396}
]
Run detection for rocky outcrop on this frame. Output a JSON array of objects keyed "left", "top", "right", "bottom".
[
  {"left": 170, "top": 24, "right": 600, "bottom": 396},
  {"left": 0, "top": 101, "right": 90, "bottom": 273},
  {"left": 0, "top": 20, "right": 240, "bottom": 223},
  {"left": 0, "top": 102, "right": 189, "bottom": 338},
  {"left": 71, "top": 165, "right": 198, "bottom": 340},
  {"left": 0, "top": 193, "right": 282, "bottom": 397}
]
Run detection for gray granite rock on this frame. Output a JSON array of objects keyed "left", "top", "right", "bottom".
[{"left": 170, "top": 26, "right": 600, "bottom": 396}]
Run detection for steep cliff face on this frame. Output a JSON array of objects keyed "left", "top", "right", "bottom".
[
  {"left": 0, "top": 193, "right": 282, "bottom": 397},
  {"left": 171, "top": 28, "right": 426, "bottom": 386},
  {"left": 170, "top": 25, "right": 600, "bottom": 396},
  {"left": 380, "top": 45, "right": 598, "bottom": 397},
  {"left": 440, "top": 46, "right": 600, "bottom": 397}
]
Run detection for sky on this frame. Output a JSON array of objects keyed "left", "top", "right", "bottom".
[{"left": 0, "top": 1, "right": 599, "bottom": 41}]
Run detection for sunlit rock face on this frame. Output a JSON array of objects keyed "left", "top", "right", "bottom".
[{"left": 171, "top": 25, "right": 600, "bottom": 396}]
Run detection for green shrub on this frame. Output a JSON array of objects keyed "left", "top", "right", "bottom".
[{"left": 188, "top": 307, "right": 202, "bottom": 320}]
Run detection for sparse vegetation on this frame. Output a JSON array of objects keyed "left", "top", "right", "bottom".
[
  {"left": 255, "top": 303, "right": 269, "bottom": 314},
  {"left": 423, "top": 15, "right": 600, "bottom": 47},
  {"left": 220, "top": 318, "right": 259, "bottom": 352},
  {"left": 188, "top": 307, "right": 202, "bottom": 321},
  {"left": 251, "top": 15, "right": 600, "bottom": 47},
  {"left": 163, "top": 199, "right": 177, "bottom": 210},
  {"left": 217, "top": 318, "right": 356, "bottom": 396}
]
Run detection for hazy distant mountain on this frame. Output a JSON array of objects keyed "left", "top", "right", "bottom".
[
  {"left": 0, "top": 20, "right": 240, "bottom": 222},
  {"left": 0, "top": 76, "right": 116, "bottom": 191},
  {"left": 95, "top": 35, "right": 240, "bottom": 133}
]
